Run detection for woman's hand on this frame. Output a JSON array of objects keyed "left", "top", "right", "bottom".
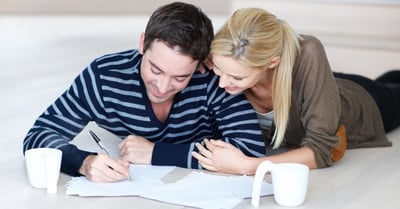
[{"left": 192, "top": 139, "right": 255, "bottom": 175}]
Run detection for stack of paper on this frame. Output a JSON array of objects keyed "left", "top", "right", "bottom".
[{"left": 66, "top": 165, "right": 273, "bottom": 209}]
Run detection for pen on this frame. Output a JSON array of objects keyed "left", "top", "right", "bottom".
[
  {"left": 89, "top": 130, "right": 113, "bottom": 157},
  {"left": 89, "top": 130, "right": 132, "bottom": 180}
]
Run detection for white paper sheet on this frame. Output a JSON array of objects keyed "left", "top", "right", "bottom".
[
  {"left": 66, "top": 165, "right": 175, "bottom": 196},
  {"left": 66, "top": 165, "right": 273, "bottom": 209}
]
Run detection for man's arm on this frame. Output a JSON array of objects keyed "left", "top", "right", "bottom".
[
  {"left": 210, "top": 85, "right": 266, "bottom": 158},
  {"left": 23, "top": 64, "right": 100, "bottom": 176},
  {"left": 149, "top": 74, "right": 265, "bottom": 169}
]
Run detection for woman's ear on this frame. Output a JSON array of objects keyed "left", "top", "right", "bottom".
[
  {"left": 267, "top": 56, "right": 281, "bottom": 69},
  {"left": 138, "top": 33, "right": 145, "bottom": 54}
]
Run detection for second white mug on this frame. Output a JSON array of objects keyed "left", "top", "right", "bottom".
[{"left": 252, "top": 161, "right": 309, "bottom": 207}]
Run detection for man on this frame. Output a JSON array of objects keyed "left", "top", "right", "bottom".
[{"left": 23, "top": 2, "right": 265, "bottom": 182}]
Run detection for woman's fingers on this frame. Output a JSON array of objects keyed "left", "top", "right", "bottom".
[
  {"left": 195, "top": 142, "right": 213, "bottom": 157},
  {"left": 192, "top": 151, "right": 217, "bottom": 171}
]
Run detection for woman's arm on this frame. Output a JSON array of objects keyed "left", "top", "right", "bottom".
[{"left": 192, "top": 139, "right": 317, "bottom": 175}]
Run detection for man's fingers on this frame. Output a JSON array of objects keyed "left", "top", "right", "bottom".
[
  {"left": 91, "top": 155, "right": 130, "bottom": 182},
  {"left": 108, "top": 159, "right": 130, "bottom": 176}
]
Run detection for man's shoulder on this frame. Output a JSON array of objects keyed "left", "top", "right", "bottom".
[
  {"left": 185, "top": 70, "right": 246, "bottom": 100},
  {"left": 190, "top": 70, "right": 218, "bottom": 82},
  {"left": 81, "top": 49, "right": 142, "bottom": 86},
  {"left": 94, "top": 49, "right": 142, "bottom": 66},
  {"left": 88, "top": 49, "right": 142, "bottom": 76},
  {"left": 185, "top": 70, "right": 219, "bottom": 90}
]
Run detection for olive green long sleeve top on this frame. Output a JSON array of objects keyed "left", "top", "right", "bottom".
[{"left": 285, "top": 35, "right": 391, "bottom": 168}]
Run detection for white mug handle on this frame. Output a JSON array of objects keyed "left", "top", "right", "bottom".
[{"left": 251, "top": 161, "right": 277, "bottom": 207}]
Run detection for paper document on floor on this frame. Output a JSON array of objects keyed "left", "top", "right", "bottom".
[{"left": 66, "top": 165, "right": 273, "bottom": 209}]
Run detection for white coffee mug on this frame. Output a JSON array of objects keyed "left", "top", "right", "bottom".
[
  {"left": 25, "top": 148, "right": 62, "bottom": 194},
  {"left": 252, "top": 161, "right": 309, "bottom": 207}
]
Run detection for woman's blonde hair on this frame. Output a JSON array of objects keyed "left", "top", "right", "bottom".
[{"left": 211, "top": 8, "right": 301, "bottom": 148}]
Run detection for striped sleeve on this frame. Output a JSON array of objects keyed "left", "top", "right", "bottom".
[
  {"left": 23, "top": 60, "right": 106, "bottom": 176},
  {"left": 207, "top": 76, "right": 266, "bottom": 157},
  {"left": 151, "top": 73, "right": 265, "bottom": 169}
]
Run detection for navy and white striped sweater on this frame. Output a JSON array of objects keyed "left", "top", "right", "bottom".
[{"left": 23, "top": 49, "right": 265, "bottom": 176}]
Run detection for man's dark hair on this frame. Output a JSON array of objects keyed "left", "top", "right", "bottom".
[{"left": 143, "top": 2, "right": 213, "bottom": 62}]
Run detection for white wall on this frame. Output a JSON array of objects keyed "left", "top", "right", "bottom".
[
  {"left": 231, "top": 0, "right": 400, "bottom": 78},
  {"left": 2, "top": 0, "right": 399, "bottom": 78},
  {"left": 0, "top": 0, "right": 231, "bottom": 14}
]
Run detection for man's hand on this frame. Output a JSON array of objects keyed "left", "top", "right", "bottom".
[
  {"left": 79, "top": 154, "right": 130, "bottom": 182},
  {"left": 119, "top": 135, "right": 154, "bottom": 164}
]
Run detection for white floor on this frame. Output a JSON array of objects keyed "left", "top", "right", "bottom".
[{"left": 1, "top": 15, "right": 399, "bottom": 209}]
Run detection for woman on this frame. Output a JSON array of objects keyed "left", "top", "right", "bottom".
[{"left": 192, "top": 7, "right": 400, "bottom": 175}]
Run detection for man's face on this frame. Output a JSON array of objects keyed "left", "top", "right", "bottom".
[{"left": 140, "top": 40, "right": 198, "bottom": 104}]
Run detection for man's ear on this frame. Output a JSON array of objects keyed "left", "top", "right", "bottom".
[
  {"left": 267, "top": 56, "right": 281, "bottom": 69},
  {"left": 138, "top": 33, "right": 145, "bottom": 54}
]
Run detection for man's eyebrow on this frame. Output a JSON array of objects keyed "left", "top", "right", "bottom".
[
  {"left": 149, "top": 60, "right": 193, "bottom": 77},
  {"left": 149, "top": 60, "right": 163, "bottom": 72}
]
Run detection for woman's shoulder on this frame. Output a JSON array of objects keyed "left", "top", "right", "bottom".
[
  {"left": 292, "top": 34, "right": 334, "bottom": 88},
  {"left": 294, "top": 34, "right": 330, "bottom": 72},
  {"left": 298, "top": 34, "right": 325, "bottom": 54},
  {"left": 294, "top": 34, "right": 330, "bottom": 70}
]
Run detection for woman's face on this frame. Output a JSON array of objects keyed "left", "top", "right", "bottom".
[{"left": 212, "top": 54, "right": 264, "bottom": 94}]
